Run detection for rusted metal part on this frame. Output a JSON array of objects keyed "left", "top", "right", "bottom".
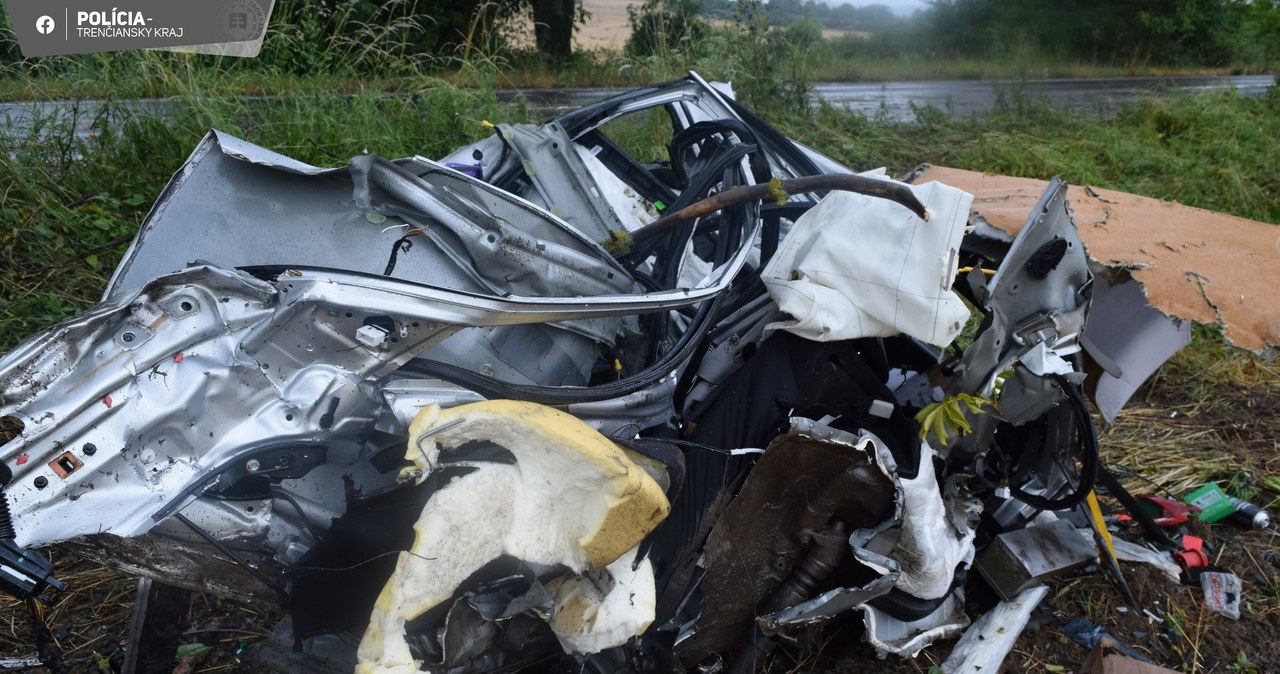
[
  {"left": 678, "top": 430, "right": 895, "bottom": 666},
  {"left": 726, "top": 520, "right": 849, "bottom": 674}
]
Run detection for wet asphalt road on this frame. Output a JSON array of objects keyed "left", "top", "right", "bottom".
[
  {"left": 0, "top": 74, "right": 1272, "bottom": 140},
  {"left": 501, "top": 74, "right": 1275, "bottom": 120}
]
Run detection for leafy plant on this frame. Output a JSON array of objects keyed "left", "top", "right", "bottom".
[
  {"left": 1228, "top": 650, "right": 1260, "bottom": 674},
  {"left": 914, "top": 393, "right": 994, "bottom": 444}
]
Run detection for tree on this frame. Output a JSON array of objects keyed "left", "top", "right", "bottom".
[
  {"left": 531, "top": 0, "right": 577, "bottom": 58},
  {"left": 920, "top": 0, "right": 1255, "bottom": 67}
]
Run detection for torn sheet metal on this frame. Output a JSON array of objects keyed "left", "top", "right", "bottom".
[
  {"left": 864, "top": 593, "right": 970, "bottom": 657},
  {"left": 951, "top": 176, "right": 1092, "bottom": 408},
  {"left": 762, "top": 180, "right": 974, "bottom": 348},
  {"left": 1082, "top": 274, "right": 1191, "bottom": 422},
  {"left": 0, "top": 263, "right": 708, "bottom": 548},
  {"left": 357, "top": 401, "right": 669, "bottom": 673},
  {"left": 938, "top": 584, "right": 1050, "bottom": 673},
  {"left": 916, "top": 165, "right": 1280, "bottom": 353},
  {"left": 695, "top": 423, "right": 978, "bottom": 663},
  {"left": 490, "top": 122, "right": 626, "bottom": 242},
  {"left": 1072, "top": 528, "right": 1182, "bottom": 584}
]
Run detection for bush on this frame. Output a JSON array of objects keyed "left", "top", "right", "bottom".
[{"left": 625, "top": 0, "right": 709, "bottom": 59}]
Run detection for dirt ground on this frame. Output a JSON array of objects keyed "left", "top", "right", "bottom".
[
  {"left": 1, "top": 366, "right": 1277, "bottom": 673},
  {"left": 576, "top": 0, "right": 632, "bottom": 51}
]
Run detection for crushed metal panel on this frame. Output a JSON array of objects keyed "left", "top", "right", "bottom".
[
  {"left": 950, "top": 177, "right": 1091, "bottom": 427},
  {"left": 974, "top": 519, "right": 1095, "bottom": 601},
  {"left": 917, "top": 165, "right": 1280, "bottom": 353},
  {"left": 105, "top": 131, "right": 486, "bottom": 300},
  {"left": 1081, "top": 274, "right": 1192, "bottom": 422},
  {"left": 0, "top": 264, "right": 711, "bottom": 549},
  {"left": 863, "top": 593, "right": 970, "bottom": 657},
  {"left": 493, "top": 122, "right": 627, "bottom": 242}
]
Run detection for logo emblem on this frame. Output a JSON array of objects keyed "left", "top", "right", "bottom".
[
  {"left": 36, "top": 15, "right": 56, "bottom": 35},
  {"left": 224, "top": 2, "right": 265, "bottom": 41}
]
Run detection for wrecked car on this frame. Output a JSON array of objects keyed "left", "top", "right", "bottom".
[{"left": 0, "top": 72, "right": 1258, "bottom": 673}]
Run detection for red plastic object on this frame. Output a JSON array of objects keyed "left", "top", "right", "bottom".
[
  {"left": 1175, "top": 534, "right": 1209, "bottom": 570},
  {"left": 1135, "top": 493, "right": 1200, "bottom": 527}
]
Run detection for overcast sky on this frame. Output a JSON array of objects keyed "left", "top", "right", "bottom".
[{"left": 826, "top": 0, "right": 932, "bottom": 17}]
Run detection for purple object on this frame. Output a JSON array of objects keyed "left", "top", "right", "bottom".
[{"left": 446, "top": 162, "right": 483, "bottom": 180}]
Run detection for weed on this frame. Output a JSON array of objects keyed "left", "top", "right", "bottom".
[{"left": 1229, "top": 650, "right": 1260, "bottom": 673}]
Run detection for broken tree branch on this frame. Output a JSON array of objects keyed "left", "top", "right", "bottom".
[{"left": 628, "top": 173, "right": 930, "bottom": 244}]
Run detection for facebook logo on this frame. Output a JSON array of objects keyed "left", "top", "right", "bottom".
[{"left": 36, "top": 15, "right": 56, "bottom": 35}]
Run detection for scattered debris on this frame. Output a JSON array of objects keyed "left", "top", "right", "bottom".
[
  {"left": 1063, "top": 617, "right": 1152, "bottom": 662},
  {"left": 1186, "top": 482, "right": 1272, "bottom": 529},
  {"left": 1, "top": 73, "right": 1277, "bottom": 672},
  {"left": 1082, "top": 642, "right": 1182, "bottom": 674},
  {"left": 1200, "top": 571, "right": 1243, "bottom": 620}
]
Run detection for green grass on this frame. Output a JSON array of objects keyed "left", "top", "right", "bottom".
[{"left": 777, "top": 86, "right": 1280, "bottom": 223}]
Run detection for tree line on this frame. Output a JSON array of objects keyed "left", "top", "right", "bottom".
[
  {"left": 2, "top": 0, "right": 1277, "bottom": 71},
  {"left": 715, "top": 0, "right": 1280, "bottom": 68}
]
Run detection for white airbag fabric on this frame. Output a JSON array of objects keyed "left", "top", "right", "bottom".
[
  {"left": 762, "top": 180, "right": 974, "bottom": 347},
  {"left": 890, "top": 443, "right": 977, "bottom": 600}
]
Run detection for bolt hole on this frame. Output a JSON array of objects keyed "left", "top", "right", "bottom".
[
  {"left": 345, "top": 312, "right": 353, "bottom": 318},
  {"left": 122, "top": 332, "right": 135, "bottom": 343},
  {"left": 285, "top": 414, "right": 294, "bottom": 422},
  {"left": 412, "top": 322, "right": 420, "bottom": 328},
  {"left": 486, "top": 234, "right": 497, "bottom": 244},
  {"left": 246, "top": 506, "right": 255, "bottom": 513},
  {"left": 180, "top": 301, "right": 193, "bottom": 312}
]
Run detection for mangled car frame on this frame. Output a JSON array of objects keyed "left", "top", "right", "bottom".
[{"left": 2, "top": 72, "right": 1257, "bottom": 673}]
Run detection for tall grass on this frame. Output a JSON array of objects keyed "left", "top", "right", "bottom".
[{"left": 780, "top": 86, "right": 1279, "bottom": 223}]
